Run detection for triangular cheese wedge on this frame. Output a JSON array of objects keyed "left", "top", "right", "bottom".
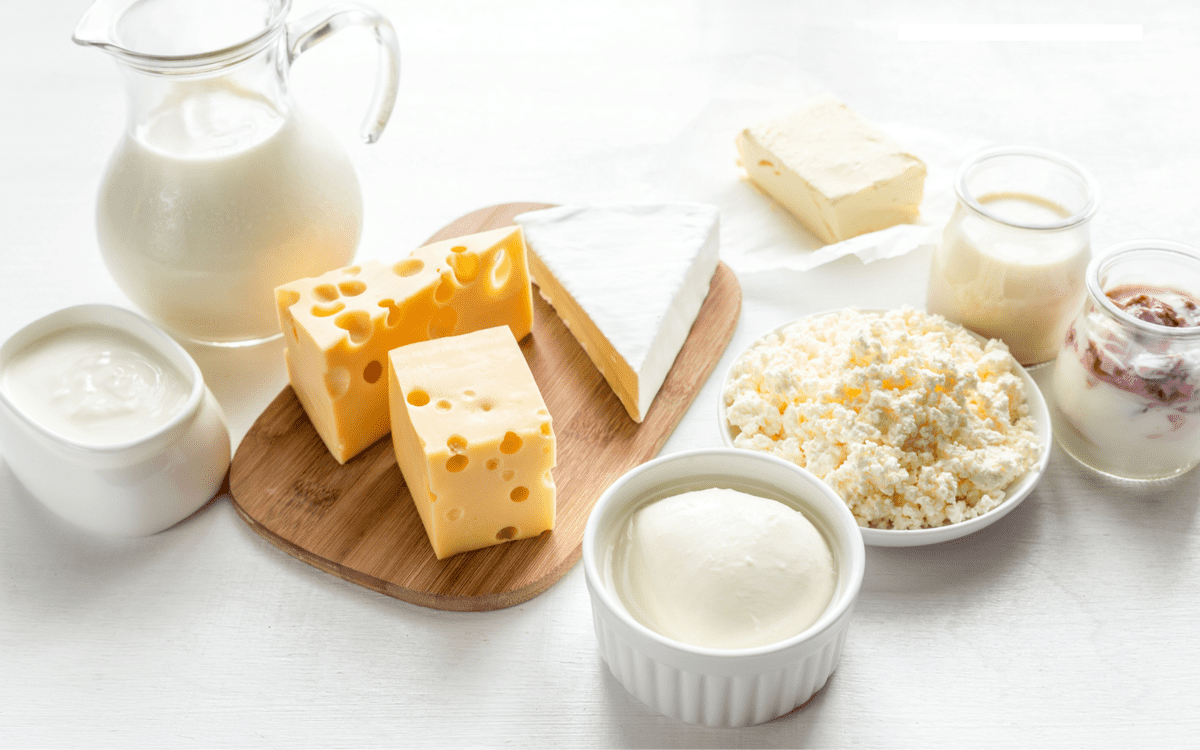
[{"left": 515, "top": 204, "right": 720, "bottom": 422}]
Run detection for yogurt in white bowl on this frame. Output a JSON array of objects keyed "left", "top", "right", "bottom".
[{"left": 0, "top": 304, "right": 230, "bottom": 536}]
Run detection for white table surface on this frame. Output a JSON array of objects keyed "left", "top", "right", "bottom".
[{"left": 4, "top": 1, "right": 1199, "bottom": 747}]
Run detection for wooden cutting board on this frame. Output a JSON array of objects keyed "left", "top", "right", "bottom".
[{"left": 229, "top": 202, "right": 741, "bottom": 611}]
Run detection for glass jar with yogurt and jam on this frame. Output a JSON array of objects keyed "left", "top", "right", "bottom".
[
  {"left": 926, "top": 147, "right": 1099, "bottom": 366},
  {"left": 1050, "top": 240, "right": 1200, "bottom": 481}
]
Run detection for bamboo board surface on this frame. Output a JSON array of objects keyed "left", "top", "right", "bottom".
[{"left": 228, "top": 202, "right": 742, "bottom": 611}]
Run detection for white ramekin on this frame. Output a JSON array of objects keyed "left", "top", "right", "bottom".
[
  {"left": 0, "top": 304, "right": 230, "bottom": 536},
  {"left": 582, "top": 448, "right": 865, "bottom": 727}
]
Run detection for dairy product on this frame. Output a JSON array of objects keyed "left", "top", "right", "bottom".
[
  {"left": 514, "top": 204, "right": 719, "bottom": 422},
  {"left": 927, "top": 192, "right": 1090, "bottom": 365},
  {"left": 388, "top": 326, "right": 555, "bottom": 560},
  {"left": 610, "top": 488, "right": 835, "bottom": 650},
  {"left": 98, "top": 83, "right": 362, "bottom": 344},
  {"left": 723, "top": 308, "right": 1041, "bottom": 529},
  {"left": 277, "top": 225, "right": 534, "bottom": 464},
  {"left": 736, "top": 94, "right": 926, "bottom": 245},
  {"left": 1, "top": 326, "right": 190, "bottom": 445},
  {"left": 1052, "top": 284, "right": 1200, "bottom": 479}
]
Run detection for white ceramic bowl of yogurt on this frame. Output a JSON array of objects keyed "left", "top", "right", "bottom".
[
  {"left": 0, "top": 304, "right": 230, "bottom": 536},
  {"left": 582, "top": 448, "right": 865, "bottom": 727},
  {"left": 718, "top": 308, "right": 1052, "bottom": 548}
]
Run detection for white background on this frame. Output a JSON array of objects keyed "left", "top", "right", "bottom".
[{"left": 3, "top": 1, "right": 1199, "bottom": 747}]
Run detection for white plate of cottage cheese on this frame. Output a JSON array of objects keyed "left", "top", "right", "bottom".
[{"left": 718, "top": 307, "right": 1052, "bottom": 548}]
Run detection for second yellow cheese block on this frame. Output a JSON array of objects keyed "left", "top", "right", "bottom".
[
  {"left": 276, "top": 226, "right": 533, "bottom": 464},
  {"left": 388, "top": 326, "right": 556, "bottom": 560}
]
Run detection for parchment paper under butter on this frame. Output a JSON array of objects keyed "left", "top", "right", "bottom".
[{"left": 636, "top": 96, "right": 993, "bottom": 274}]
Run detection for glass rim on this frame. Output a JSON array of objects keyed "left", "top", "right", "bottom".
[
  {"left": 1087, "top": 239, "right": 1200, "bottom": 339},
  {"left": 955, "top": 146, "right": 1100, "bottom": 231},
  {"left": 73, "top": 0, "right": 291, "bottom": 74}
]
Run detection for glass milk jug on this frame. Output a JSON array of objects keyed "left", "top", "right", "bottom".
[{"left": 73, "top": 0, "right": 399, "bottom": 346}]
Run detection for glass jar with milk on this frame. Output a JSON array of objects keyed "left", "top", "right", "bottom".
[
  {"left": 926, "top": 147, "right": 1099, "bottom": 366},
  {"left": 73, "top": 0, "right": 399, "bottom": 346}
]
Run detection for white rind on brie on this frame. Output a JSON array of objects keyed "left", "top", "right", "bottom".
[{"left": 514, "top": 203, "right": 720, "bottom": 423}]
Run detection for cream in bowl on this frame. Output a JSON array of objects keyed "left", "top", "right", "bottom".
[
  {"left": 612, "top": 487, "right": 836, "bottom": 650},
  {"left": 0, "top": 304, "right": 230, "bottom": 536},
  {"left": 583, "top": 448, "right": 865, "bottom": 727}
]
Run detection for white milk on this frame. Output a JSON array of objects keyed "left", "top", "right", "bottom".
[
  {"left": 927, "top": 191, "right": 1090, "bottom": 365},
  {"left": 97, "top": 83, "right": 362, "bottom": 345},
  {"left": 1, "top": 325, "right": 190, "bottom": 446}
]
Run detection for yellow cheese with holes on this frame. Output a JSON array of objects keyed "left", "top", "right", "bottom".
[
  {"left": 388, "top": 326, "right": 556, "bottom": 559},
  {"left": 276, "top": 226, "right": 533, "bottom": 464}
]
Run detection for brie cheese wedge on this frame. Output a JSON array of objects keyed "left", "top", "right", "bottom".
[{"left": 514, "top": 203, "right": 720, "bottom": 423}]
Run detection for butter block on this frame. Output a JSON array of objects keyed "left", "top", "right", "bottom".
[
  {"left": 276, "top": 226, "right": 533, "bottom": 464},
  {"left": 737, "top": 93, "right": 926, "bottom": 244},
  {"left": 388, "top": 326, "right": 555, "bottom": 560},
  {"left": 514, "top": 204, "right": 719, "bottom": 423}
]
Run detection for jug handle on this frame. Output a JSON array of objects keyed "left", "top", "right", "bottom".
[{"left": 288, "top": 3, "right": 400, "bottom": 144}]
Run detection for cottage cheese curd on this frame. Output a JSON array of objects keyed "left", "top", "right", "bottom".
[{"left": 722, "top": 308, "right": 1041, "bottom": 529}]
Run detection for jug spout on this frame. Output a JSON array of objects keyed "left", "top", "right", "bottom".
[{"left": 72, "top": 0, "right": 126, "bottom": 51}]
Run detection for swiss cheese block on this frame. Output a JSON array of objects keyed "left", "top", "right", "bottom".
[
  {"left": 276, "top": 226, "right": 533, "bottom": 464},
  {"left": 388, "top": 326, "right": 556, "bottom": 560},
  {"left": 737, "top": 93, "right": 926, "bottom": 244},
  {"left": 514, "top": 204, "right": 719, "bottom": 423}
]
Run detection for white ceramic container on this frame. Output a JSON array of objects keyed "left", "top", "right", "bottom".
[
  {"left": 582, "top": 448, "right": 865, "bottom": 727},
  {"left": 0, "top": 304, "right": 230, "bottom": 536},
  {"left": 718, "top": 309, "right": 1053, "bottom": 547}
]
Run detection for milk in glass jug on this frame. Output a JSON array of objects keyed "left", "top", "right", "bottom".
[{"left": 73, "top": 0, "right": 399, "bottom": 345}]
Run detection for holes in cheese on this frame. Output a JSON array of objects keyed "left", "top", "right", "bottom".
[
  {"left": 335, "top": 310, "right": 372, "bottom": 345},
  {"left": 363, "top": 360, "right": 382, "bottom": 384},
  {"left": 435, "top": 399, "right": 452, "bottom": 412},
  {"left": 387, "top": 326, "right": 555, "bottom": 559},
  {"left": 379, "top": 299, "right": 401, "bottom": 327},
  {"left": 479, "top": 399, "right": 494, "bottom": 412},
  {"left": 499, "top": 431, "right": 522, "bottom": 454},
  {"left": 312, "top": 302, "right": 344, "bottom": 317},
  {"left": 394, "top": 259, "right": 423, "bottom": 277},
  {"left": 450, "top": 245, "right": 467, "bottom": 254},
  {"left": 434, "top": 275, "right": 457, "bottom": 304},
  {"left": 446, "top": 508, "right": 462, "bottom": 521},
  {"left": 488, "top": 248, "right": 511, "bottom": 291},
  {"left": 407, "top": 389, "right": 430, "bottom": 407},
  {"left": 449, "top": 252, "right": 480, "bottom": 284},
  {"left": 540, "top": 422, "right": 552, "bottom": 436},
  {"left": 277, "top": 226, "right": 534, "bottom": 465}
]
